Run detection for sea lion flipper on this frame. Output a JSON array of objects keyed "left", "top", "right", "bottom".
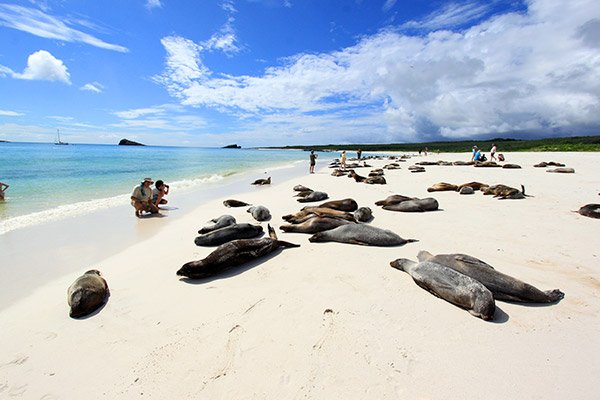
[
  {"left": 276, "top": 240, "right": 301, "bottom": 248},
  {"left": 268, "top": 224, "right": 277, "bottom": 240}
]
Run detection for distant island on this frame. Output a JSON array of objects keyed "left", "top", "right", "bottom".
[
  {"left": 119, "top": 138, "right": 145, "bottom": 146},
  {"left": 222, "top": 144, "right": 241, "bottom": 149}
]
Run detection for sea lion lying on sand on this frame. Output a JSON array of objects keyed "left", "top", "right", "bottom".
[
  {"left": 453, "top": 161, "right": 475, "bottom": 166},
  {"left": 364, "top": 176, "right": 387, "bottom": 185},
  {"left": 482, "top": 184, "right": 529, "bottom": 199},
  {"left": 297, "top": 191, "right": 329, "bottom": 203},
  {"left": 457, "top": 182, "right": 489, "bottom": 191},
  {"left": 354, "top": 207, "right": 373, "bottom": 222},
  {"left": 408, "top": 165, "right": 426, "bottom": 173},
  {"left": 247, "top": 205, "right": 271, "bottom": 222},
  {"left": 194, "top": 223, "right": 263, "bottom": 246},
  {"left": 369, "top": 169, "right": 384, "bottom": 177},
  {"left": 577, "top": 204, "right": 600, "bottom": 219},
  {"left": 293, "top": 185, "right": 312, "bottom": 192},
  {"left": 308, "top": 224, "right": 417, "bottom": 247},
  {"left": 502, "top": 164, "right": 521, "bottom": 169},
  {"left": 178, "top": 225, "right": 299, "bottom": 279},
  {"left": 331, "top": 169, "right": 347, "bottom": 177},
  {"left": 223, "top": 199, "right": 251, "bottom": 208},
  {"left": 304, "top": 198, "right": 358, "bottom": 212},
  {"left": 534, "top": 161, "right": 565, "bottom": 168},
  {"left": 375, "top": 194, "right": 415, "bottom": 206},
  {"left": 474, "top": 161, "right": 501, "bottom": 168},
  {"left": 390, "top": 258, "right": 495, "bottom": 321},
  {"left": 251, "top": 177, "right": 271, "bottom": 185},
  {"left": 427, "top": 182, "right": 458, "bottom": 192},
  {"left": 280, "top": 216, "right": 356, "bottom": 233},
  {"left": 283, "top": 207, "right": 356, "bottom": 224},
  {"left": 67, "top": 270, "right": 109, "bottom": 318},
  {"left": 198, "top": 215, "right": 236, "bottom": 234},
  {"left": 417, "top": 251, "right": 565, "bottom": 303},
  {"left": 294, "top": 190, "right": 313, "bottom": 198},
  {"left": 546, "top": 167, "right": 575, "bottom": 173},
  {"left": 382, "top": 198, "right": 439, "bottom": 212}
]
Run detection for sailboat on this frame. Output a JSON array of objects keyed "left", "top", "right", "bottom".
[{"left": 55, "top": 129, "right": 68, "bottom": 145}]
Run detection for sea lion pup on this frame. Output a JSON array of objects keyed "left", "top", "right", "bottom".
[
  {"left": 427, "top": 182, "right": 458, "bottom": 192},
  {"left": 282, "top": 207, "right": 356, "bottom": 224},
  {"left": 305, "top": 198, "right": 358, "bottom": 212},
  {"left": 293, "top": 185, "right": 312, "bottom": 192},
  {"left": 417, "top": 251, "right": 565, "bottom": 303},
  {"left": 308, "top": 224, "right": 417, "bottom": 247},
  {"left": 223, "top": 199, "right": 251, "bottom": 208},
  {"left": 251, "top": 176, "right": 271, "bottom": 185},
  {"left": 280, "top": 216, "right": 356, "bottom": 233},
  {"left": 389, "top": 259, "right": 495, "bottom": 321},
  {"left": 456, "top": 182, "right": 489, "bottom": 191},
  {"left": 459, "top": 186, "right": 475, "bottom": 195},
  {"left": 247, "top": 205, "right": 271, "bottom": 222},
  {"left": 297, "top": 191, "right": 329, "bottom": 203},
  {"left": 382, "top": 198, "right": 439, "bottom": 212},
  {"left": 179, "top": 225, "right": 300, "bottom": 280},
  {"left": 364, "top": 175, "right": 387, "bottom": 185},
  {"left": 577, "top": 204, "right": 600, "bottom": 219},
  {"left": 502, "top": 163, "right": 521, "bottom": 169},
  {"left": 375, "top": 194, "right": 415, "bottom": 206},
  {"left": 331, "top": 169, "right": 347, "bottom": 177},
  {"left": 547, "top": 167, "right": 575, "bottom": 173},
  {"left": 198, "top": 215, "right": 237, "bottom": 234},
  {"left": 194, "top": 223, "right": 264, "bottom": 246},
  {"left": 354, "top": 207, "right": 373, "bottom": 222},
  {"left": 67, "top": 270, "right": 109, "bottom": 318}
]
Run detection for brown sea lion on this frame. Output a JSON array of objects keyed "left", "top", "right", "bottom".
[
  {"left": 427, "top": 182, "right": 458, "bottom": 192},
  {"left": 577, "top": 204, "right": 600, "bottom": 219},
  {"left": 502, "top": 164, "right": 521, "bottom": 169},
  {"left": 67, "top": 270, "right": 109, "bottom": 318},
  {"left": 251, "top": 176, "right": 271, "bottom": 185},
  {"left": 223, "top": 199, "right": 251, "bottom": 208},
  {"left": 348, "top": 170, "right": 366, "bottom": 182},
  {"left": 534, "top": 161, "right": 565, "bottom": 167},
  {"left": 354, "top": 207, "right": 373, "bottom": 222},
  {"left": 457, "top": 182, "right": 489, "bottom": 191},
  {"left": 294, "top": 190, "right": 314, "bottom": 198},
  {"left": 453, "top": 161, "right": 475, "bottom": 166},
  {"left": 304, "top": 198, "right": 358, "bottom": 212},
  {"left": 331, "top": 169, "right": 347, "bottom": 177},
  {"left": 375, "top": 194, "right": 415, "bottom": 206},
  {"left": 282, "top": 207, "right": 356, "bottom": 224},
  {"left": 390, "top": 258, "right": 495, "bottom": 321},
  {"left": 364, "top": 176, "right": 386, "bottom": 185},
  {"left": 474, "top": 161, "right": 501, "bottom": 167},
  {"left": 482, "top": 184, "right": 529, "bottom": 199},
  {"left": 308, "top": 224, "right": 417, "bottom": 247},
  {"left": 417, "top": 251, "right": 565, "bottom": 303},
  {"left": 280, "top": 216, "right": 356, "bottom": 233},
  {"left": 368, "top": 169, "right": 384, "bottom": 177},
  {"left": 178, "top": 225, "right": 299, "bottom": 279}
]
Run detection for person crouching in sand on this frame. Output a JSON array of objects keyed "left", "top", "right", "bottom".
[
  {"left": 0, "top": 181, "right": 8, "bottom": 200},
  {"left": 153, "top": 180, "right": 170, "bottom": 207},
  {"left": 131, "top": 178, "right": 159, "bottom": 217}
]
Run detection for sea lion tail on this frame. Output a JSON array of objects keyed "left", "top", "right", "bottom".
[
  {"left": 405, "top": 239, "right": 419, "bottom": 243},
  {"left": 267, "top": 224, "right": 277, "bottom": 239},
  {"left": 277, "top": 240, "right": 300, "bottom": 248}
]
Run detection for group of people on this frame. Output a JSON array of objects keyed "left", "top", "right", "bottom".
[
  {"left": 309, "top": 149, "right": 364, "bottom": 173},
  {"left": 130, "top": 178, "right": 170, "bottom": 217},
  {"left": 471, "top": 143, "right": 502, "bottom": 162}
]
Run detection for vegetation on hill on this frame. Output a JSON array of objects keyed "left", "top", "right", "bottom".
[{"left": 272, "top": 135, "right": 600, "bottom": 153}]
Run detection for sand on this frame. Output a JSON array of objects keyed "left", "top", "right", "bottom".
[{"left": 1, "top": 151, "right": 599, "bottom": 399}]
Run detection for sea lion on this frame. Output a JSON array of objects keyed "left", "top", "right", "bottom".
[
  {"left": 474, "top": 161, "right": 501, "bottom": 167},
  {"left": 67, "top": 270, "right": 109, "bottom": 318},
  {"left": 502, "top": 164, "right": 521, "bottom": 169},
  {"left": 297, "top": 191, "right": 329, "bottom": 203},
  {"left": 546, "top": 167, "right": 575, "bottom": 173},
  {"left": 427, "top": 182, "right": 458, "bottom": 192},
  {"left": 348, "top": 170, "right": 366, "bottom": 182},
  {"left": 306, "top": 198, "right": 358, "bottom": 212},
  {"left": 178, "top": 225, "right": 299, "bottom": 279},
  {"left": 331, "top": 169, "right": 347, "bottom": 177},
  {"left": 368, "top": 169, "right": 384, "bottom": 177},
  {"left": 364, "top": 176, "right": 386, "bottom": 185},
  {"left": 251, "top": 176, "right": 271, "bottom": 185},
  {"left": 294, "top": 190, "right": 314, "bottom": 197},
  {"left": 223, "top": 199, "right": 251, "bottom": 208},
  {"left": 577, "top": 204, "right": 600, "bottom": 219},
  {"left": 247, "top": 205, "right": 271, "bottom": 222},
  {"left": 457, "top": 182, "right": 488, "bottom": 191},
  {"left": 408, "top": 165, "right": 426, "bottom": 173},
  {"left": 194, "top": 223, "right": 263, "bottom": 246},
  {"left": 390, "top": 258, "right": 495, "bottom": 321},
  {"left": 308, "top": 224, "right": 417, "bottom": 247},
  {"left": 354, "top": 207, "right": 373, "bottom": 222},
  {"left": 382, "top": 198, "right": 439, "bottom": 212},
  {"left": 293, "top": 185, "right": 312, "bottom": 192},
  {"left": 453, "top": 161, "right": 475, "bottom": 166},
  {"left": 383, "top": 163, "right": 401, "bottom": 169},
  {"left": 375, "top": 194, "right": 415, "bottom": 206},
  {"left": 416, "top": 161, "right": 439, "bottom": 166},
  {"left": 417, "top": 251, "right": 565, "bottom": 303},
  {"left": 534, "top": 161, "right": 565, "bottom": 168},
  {"left": 459, "top": 186, "right": 475, "bottom": 195},
  {"left": 282, "top": 207, "right": 356, "bottom": 224},
  {"left": 482, "top": 184, "right": 528, "bottom": 199},
  {"left": 198, "top": 215, "right": 237, "bottom": 234},
  {"left": 280, "top": 216, "right": 356, "bottom": 233}
]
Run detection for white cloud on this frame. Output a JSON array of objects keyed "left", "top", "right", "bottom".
[
  {"left": 80, "top": 82, "right": 104, "bottom": 93},
  {"left": 382, "top": 0, "right": 397, "bottom": 12},
  {"left": 112, "top": 104, "right": 207, "bottom": 131},
  {"left": 2, "top": 50, "right": 71, "bottom": 83},
  {"left": 401, "top": 2, "right": 492, "bottom": 31},
  {"left": 0, "top": 110, "right": 24, "bottom": 116},
  {"left": 0, "top": 4, "right": 128, "bottom": 52},
  {"left": 155, "top": 0, "right": 600, "bottom": 142},
  {"left": 146, "top": 0, "right": 162, "bottom": 10},
  {"left": 202, "top": 17, "right": 241, "bottom": 55}
]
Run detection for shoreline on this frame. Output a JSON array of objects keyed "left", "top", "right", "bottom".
[{"left": 1, "top": 151, "right": 599, "bottom": 399}]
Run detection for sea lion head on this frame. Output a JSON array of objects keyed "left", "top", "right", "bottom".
[
  {"left": 84, "top": 269, "right": 102, "bottom": 276},
  {"left": 389, "top": 258, "right": 416, "bottom": 271}
]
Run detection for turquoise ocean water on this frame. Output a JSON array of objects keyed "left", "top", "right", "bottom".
[{"left": 0, "top": 142, "right": 310, "bottom": 234}]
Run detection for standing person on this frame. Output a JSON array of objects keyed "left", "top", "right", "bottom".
[
  {"left": 153, "top": 180, "right": 170, "bottom": 207},
  {"left": 490, "top": 143, "right": 497, "bottom": 161},
  {"left": 471, "top": 146, "right": 482, "bottom": 161},
  {"left": 340, "top": 150, "right": 347, "bottom": 169},
  {"left": 131, "top": 178, "right": 159, "bottom": 217},
  {"left": 357, "top": 149, "right": 362, "bottom": 160},
  {"left": 309, "top": 150, "right": 318, "bottom": 174},
  {"left": 424, "top": 147, "right": 428, "bottom": 156},
  {"left": 0, "top": 181, "right": 8, "bottom": 200}
]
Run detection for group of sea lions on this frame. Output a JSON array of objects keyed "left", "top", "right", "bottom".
[{"left": 426, "top": 181, "right": 529, "bottom": 199}]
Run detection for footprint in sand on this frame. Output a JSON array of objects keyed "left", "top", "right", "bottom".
[
  {"left": 312, "top": 308, "right": 335, "bottom": 350},
  {"left": 210, "top": 324, "right": 245, "bottom": 380},
  {"left": 2, "top": 355, "right": 28, "bottom": 367},
  {"left": 8, "top": 384, "right": 27, "bottom": 397}
]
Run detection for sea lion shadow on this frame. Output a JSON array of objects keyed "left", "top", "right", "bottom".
[
  {"left": 179, "top": 250, "right": 285, "bottom": 285},
  {"left": 489, "top": 305, "right": 509, "bottom": 324},
  {"left": 498, "top": 299, "right": 562, "bottom": 309}
]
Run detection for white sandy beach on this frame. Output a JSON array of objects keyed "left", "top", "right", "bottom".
[{"left": 1, "top": 151, "right": 599, "bottom": 399}]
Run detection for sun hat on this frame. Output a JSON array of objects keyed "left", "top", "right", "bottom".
[{"left": 143, "top": 177, "right": 154, "bottom": 184}]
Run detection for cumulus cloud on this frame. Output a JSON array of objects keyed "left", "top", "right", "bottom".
[
  {"left": 155, "top": 0, "right": 600, "bottom": 142},
  {"left": 2, "top": 50, "right": 71, "bottom": 83},
  {"left": 80, "top": 82, "right": 104, "bottom": 93},
  {"left": 0, "top": 4, "right": 128, "bottom": 52}
]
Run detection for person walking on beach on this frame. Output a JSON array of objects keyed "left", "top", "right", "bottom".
[
  {"left": 131, "top": 178, "right": 159, "bottom": 217},
  {"left": 340, "top": 150, "right": 347, "bottom": 169},
  {"left": 490, "top": 143, "right": 497, "bottom": 161},
  {"left": 153, "top": 180, "right": 170, "bottom": 207},
  {"left": 0, "top": 181, "right": 8, "bottom": 200},
  {"left": 357, "top": 149, "right": 362, "bottom": 160},
  {"left": 309, "top": 150, "right": 318, "bottom": 174}
]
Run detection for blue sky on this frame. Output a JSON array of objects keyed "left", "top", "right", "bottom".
[{"left": 0, "top": 0, "right": 599, "bottom": 147}]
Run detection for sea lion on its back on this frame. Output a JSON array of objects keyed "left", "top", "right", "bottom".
[
  {"left": 194, "top": 223, "right": 263, "bottom": 246},
  {"left": 417, "top": 251, "right": 565, "bottom": 303},
  {"left": 223, "top": 199, "right": 251, "bottom": 208},
  {"left": 198, "top": 215, "right": 236, "bottom": 234},
  {"left": 390, "top": 258, "right": 495, "bottom": 321},
  {"left": 67, "top": 270, "right": 109, "bottom": 318},
  {"left": 178, "top": 225, "right": 299, "bottom": 279},
  {"left": 308, "top": 224, "right": 417, "bottom": 247}
]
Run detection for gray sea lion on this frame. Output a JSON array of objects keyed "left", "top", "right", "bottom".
[
  {"left": 459, "top": 186, "right": 475, "bottom": 195},
  {"left": 67, "top": 270, "right": 109, "bottom": 318},
  {"left": 308, "top": 224, "right": 417, "bottom": 247},
  {"left": 307, "top": 198, "right": 358, "bottom": 212},
  {"left": 535, "top": 161, "right": 565, "bottom": 168},
  {"left": 247, "top": 205, "right": 271, "bottom": 222},
  {"left": 178, "top": 225, "right": 299, "bottom": 279},
  {"left": 577, "top": 204, "right": 600, "bottom": 219},
  {"left": 297, "top": 191, "right": 329, "bottom": 203},
  {"left": 375, "top": 194, "right": 415, "bottom": 206},
  {"left": 293, "top": 185, "right": 312, "bottom": 192},
  {"left": 546, "top": 167, "right": 575, "bottom": 173},
  {"left": 194, "top": 223, "right": 263, "bottom": 246},
  {"left": 280, "top": 216, "right": 356, "bottom": 233},
  {"left": 382, "top": 198, "right": 439, "bottom": 212},
  {"left": 427, "top": 182, "right": 458, "bottom": 192},
  {"left": 283, "top": 207, "right": 356, "bottom": 224},
  {"left": 251, "top": 176, "right": 271, "bottom": 185},
  {"left": 502, "top": 164, "right": 521, "bottom": 169},
  {"left": 223, "top": 199, "right": 251, "bottom": 208},
  {"left": 354, "top": 207, "right": 373, "bottom": 222},
  {"left": 390, "top": 259, "right": 495, "bottom": 320},
  {"left": 417, "top": 251, "right": 565, "bottom": 303},
  {"left": 198, "top": 215, "right": 237, "bottom": 234},
  {"left": 416, "top": 161, "right": 439, "bottom": 166}
]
